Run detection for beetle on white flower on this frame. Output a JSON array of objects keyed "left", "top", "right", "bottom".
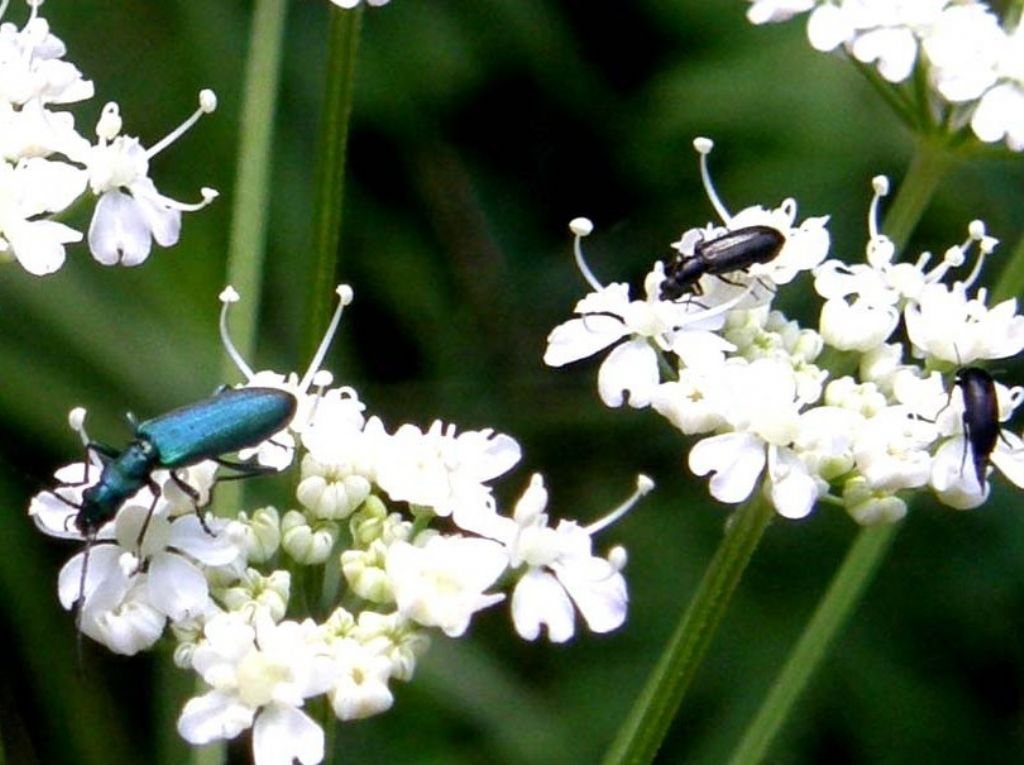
[
  {"left": 547, "top": 135, "right": 1024, "bottom": 526},
  {"left": 31, "top": 283, "right": 641, "bottom": 765}
]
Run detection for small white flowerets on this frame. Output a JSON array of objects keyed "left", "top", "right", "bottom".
[
  {"left": 0, "top": 0, "right": 216, "bottom": 274},
  {"left": 546, "top": 137, "right": 1024, "bottom": 524},
  {"left": 745, "top": 1, "right": 1024, "bottom": 152},
  {"left": 30, "top": 284, "right": 641, "bottom": 765}
]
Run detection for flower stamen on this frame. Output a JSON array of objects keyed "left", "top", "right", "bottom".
[
  {"left": 868, "top": 176, "right": 888, "bottom": 241},
  {"left": 218, "top": 286, "right": 256, "bottom": 381},
  {"left": 569, "top": 217, "right": 603, "bottom": 292},
  {"left": 694, "top": 137, "right": 732, "bottom": 224},
  {"left": 298, "top": 285, "right": 354, "bottom": 394},
  {"left": 586, "top": 474, "right": 654, "bottom": 535},
  {"left": 146, "top": 90, "right": 218, "bottom": 159}
]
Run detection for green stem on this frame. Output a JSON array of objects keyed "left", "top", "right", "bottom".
[
  {"left": 882, "top": 139, "right": 951, "bottom": 251},
  {"left": 213, "top": 0, "right": 288, "bottom": 519},
  {"left": 321, "top": 695, "right": 339, "bottom": 764},
  {"left": 222, "top": 0, "right": 288, "bottom": 372},
  {"left": 303, "top": 7, "right": 363, "bottom": 361},
  {"left": 601, "top": 495, "right": 774, "bottom": 765},
  {"left": 725, "top": 523, "right": 899, "bottom": 765},
  {"left": 848, "top": 58, "right": 917, "bottom": 131}
]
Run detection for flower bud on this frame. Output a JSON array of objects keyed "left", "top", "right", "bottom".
[
  {"left": 843, "top": 477, "right": 907, "bottom": 525},
  {"left": 352, "top": 611, "right": 430, "bottom": 681},
  {"left": 349, "top": 496, "right": 412, "bottom": 547},
  {"left": 219, "top": 568, "right": 291, "bottom": 622},
  {"left": 297, "top": 454, "right": 371, "bottom": 520},
  {"left": 282, "top": 510, "right": 338, "bottom": 565},
  {"left": 341, "top": 541, "right": 393, "bottom": 603},
  {"left": 232, "top": 505, "right": 281, "bottom": 563}
]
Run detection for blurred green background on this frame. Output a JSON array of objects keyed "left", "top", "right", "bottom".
[{"left": 2, "top": 1, "right": 1024, "bottom": 763}]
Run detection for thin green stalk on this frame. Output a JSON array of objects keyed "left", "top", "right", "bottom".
[
  {"left": 882, "top": 139, "right": 951, "bottom": 251},
  {"left": 601, "top": 495, "right": 775, "bottom": 765},
  {"left": 222, "top": 0, "right": 288, "bottom": 370},
  {"left": 303, "top": 7, "right": 363, "bottom": 361},
  {"left": 213, "top": 0, "right": 288, "bottom": 517},
  {"left": 848, "top": 58, "right": 917, "bottom": 130},
  {"left": 725, "top": 523, "right": 899, "bottom": 765}
]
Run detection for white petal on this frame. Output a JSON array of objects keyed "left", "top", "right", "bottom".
[
  {"left": 554, "top": 557, "right": 627, "bottom": 635},
  {"left": 387, "top": 537, "right": 508, "bottom": 637},
  {"left": 169, "top": 515, "right": 241, "bottom": 566},
  {"left": 57, "top": 544, "right": 125, "bottom": 610},
  {"left": 253, "top": 703, "right": 324, "bottom": 765},
  {"left": 458, "top": 429, "right": 522, "bottom": 482},
  {"left": 177, "top": 689, "right": 254, "bottom": 745},
  {"left": 972, "top": 84, "right": 1024, "bottom": 144},
  {"left": 597, "top": 338, "right": 659, "bottom": 408},
  {"left": 689, "top": 432, "right": 766, "bottom": 504},
  {"left": 16, "top": 157, "right": 87, "bottom": 215},
  {"left": 193, "top": 614, "right": 257, "bottom": 675},
  {"left": 768, "top": 447, "right": 819, "bottom": 519},
  {"left": 148, "top": 552, "right": 209, "bottom": 621},
  {"left": 511, "top": 569, "right": 575, "bottom": 642},
  {"left": 930, "top": 437, "right": 987, "bottom": 510},
  {"left": 9, "top": 219, "right": 77, "bottom": 275},
  {"left": 852, "top": 28, "right": 917, "bottom": 83},
  {"left": 991, "top": 434, "right": 1024, "bottom": 488},
  {"left": 543, "top": 316, "right": 626, "bottom": 367},
  {"left": 129, "top": 178, "right": 181, "bottom": 248},
  {"left": 87, "top": 190, "right": 152, "bottom": 266},
  {"left": 668, "top": 330, "right": 734, "bottom": 369},
  {"left": 30, "top": 465, "right": 91, "bottom": 539},
  {"left": 81, "top": 589, "right": 165, "bottom": 655},
  {"left": 806, "top": 5, "right": 850, "bottom": 52}
]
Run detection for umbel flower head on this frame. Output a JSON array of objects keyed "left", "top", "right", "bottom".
[
  {"left": 29, "top": 284, "right": 646, "bottom": 765},
  {"left": 746, "top": 0, "right": 1024, "bottom": 152},
  {"left": 0, "top": 0, "right": 217, "bottom": 274},
  {"left": 546, "top": 137, "right": 1024, "bottom": 523}
]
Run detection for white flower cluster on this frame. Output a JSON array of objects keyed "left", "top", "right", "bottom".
[
  {"left": 29, "top": 285, "right": 643, "bottom": 765},
  {"left": 746, "top": 0, "right": 1024, "bottom": 151},
  {"left": 546, "top": 137, "right": 1024, "bottom": 525},
  {"left": 0, "top": 0, "right": 217, "bottom": 275}
]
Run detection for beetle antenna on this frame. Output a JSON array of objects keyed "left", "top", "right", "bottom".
[{"left": 73, "top": 534, "right": 94, "bottom": 672}]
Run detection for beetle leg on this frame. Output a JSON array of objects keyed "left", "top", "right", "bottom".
[
  {"left": 213, "top": 456, "right": 281, "bottom": 476},
  {"left": 73, "top": 532, "right": 96, "bottom": 667},
  {"left": 135, "top": 478, "right": 165, "bottom": 551},
  {"left": 715, "top": 273, "right": 746, "bottom": 288},
  {"left": 169, "top": 470, "right": 213, "bottom": 535}
]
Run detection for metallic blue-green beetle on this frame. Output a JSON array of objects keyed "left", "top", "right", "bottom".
[{"left": 70, "top": 386, "right": 297, "bottom": 538}]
